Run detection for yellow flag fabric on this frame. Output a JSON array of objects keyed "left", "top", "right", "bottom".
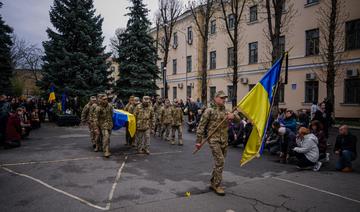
[
  {"left": 113, "top": 109, "right": 136, "bottom": 138},
  {"left": 237, "top": 58, "right": 283, "bottom": 166}
]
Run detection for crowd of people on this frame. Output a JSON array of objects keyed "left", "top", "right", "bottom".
[{"left": 0, "top": 94, "right": 43, "bottom": 149}]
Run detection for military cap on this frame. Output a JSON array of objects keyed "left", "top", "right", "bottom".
[
  {"left": 134, "top": 97, "right": 140, "bottom": 103},
  {"left": 215, "top": 90, "right": 228, "bottom": 98},
  {"left": 142, "top": 96, "right": 151, "bottom": 102}
]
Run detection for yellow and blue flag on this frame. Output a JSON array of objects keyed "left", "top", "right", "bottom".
[
  {"left": 112, "top": 109, "right": 136, "bottom": 138},
  {"left": 238, "top": 57, "right": 283, "bottom": 166},
  {"left": 48, "top": 85, "right": 56, "bottom": 102}
]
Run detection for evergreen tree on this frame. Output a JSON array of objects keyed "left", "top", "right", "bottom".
[
  {"left": 0, "top": 1, "right": 13, "bottom": 95},
  {"left": 40, "top": 0, "right": 110, "bottom": 97},
  {"left": 115, "top": 0, "right": 159, "bottom": 99}
]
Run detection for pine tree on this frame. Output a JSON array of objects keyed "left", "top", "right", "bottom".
[
  {"left": 115, "top": 0, "right": 159, "bottom": 99},
  {"left": 0, "top": 1, "right": 13, "bottom": 95},
  {"left": 40, "top": 0, "right": 110, "bottom": 98}
]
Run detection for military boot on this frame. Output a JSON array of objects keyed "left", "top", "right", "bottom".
[
  {"left": 210, "top": 185, "right": 225, "bottom": 196},
  {"left": 178, "top": 140, "right": 183, "bottom": 146},
  {"left": 94, "top": 145, "right": 100, "bottom": 152},
  {"left": 171, "top": 140, "right": 175, "bottom": 145},
  {"left": 143, "top": 149, "right": 150, "bottom": 155},
  {"left": 104, "top": 146, "right": 112, "bottom": 158}
]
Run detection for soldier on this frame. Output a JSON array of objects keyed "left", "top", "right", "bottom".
[
  {"left": 153, "top": 97, "right": 163, "bottom": 136},
  {"left": 124, "top": 96, "right": 135, "bottom": 146},
  {"left": 124, "top": 96, "right": 135, "bottom": 112},
  {"left": 160, "top": 99, "right": 172, "bottom": 142},
  {"left": 94, "top": 94, "right": 113, "bottom": 158},
  {"left": 171, "top": 99, "right": 183, "bottom": 145},
  {"left": 134, "top": 96, "right": 155, "bottom": 155},
  {"left": 81, "top": 96, "right": 97, "bottom": 149},
  {"left": 196, "top": 91, "right": 239, "bottom": 196},
  {"left": 89, "top": 97, "right": 101, "bottom": 152}
]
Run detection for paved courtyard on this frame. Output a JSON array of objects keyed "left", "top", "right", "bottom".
[{"left": 0, "top": 124, "right": 359, "bottom": 212}]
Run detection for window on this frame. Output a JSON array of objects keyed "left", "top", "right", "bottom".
[
  {"left": 210, "top": 20, "right": 216, "bottom": 34},
  {"left": 279, "top": 36, "right": 285, "bottom": 54},
  {"left": 210, "top": 86, "right": 216, "bottom": 100},
  {"left": 161, "top": 88, "right": 165, "bottom": 98},
  {"left": 227, "top": 85, "right": 234, "bottom": 102},
  {"left": 306, "top": 0, "right": 319, "bottom": 4},
  {"left": 186, "top": 56, "right": 192, "bottom": 73},
  {"left": 249, "top": 84, "right": 255, "bottom": 91},
  {"left": 160, "top": 62, "right": 164, "bottom": 80},
  {"left": 173, "top": 32, "right": 178, "bottom": 47},
  {"left": 345, "top": 19, "right": 360, "bottom": 50},
  {"left": 173, "top": 87, "right": 177, "bottom": 100},
  {"left": 210, "top": 51, "right": 216, "bottom": 69},
  {"left": 306, "top": 28, "right": 319, "bottom": 56},
  {"left": 278, "top": 83, "right": 285, "bottom": 103},
  {"left": 172, "top": 59, "right": 177, "bottom": 75},
  {"left": 228, "top": 14, "right": 235, "bottom": 29},
  {"left": 249, "top": 42, "right": 258, "bottom": 64},
  {"left": 305, "top": 81, "right": 319, "bottom": 103},
  {"left": 249, "top": 5, "right": 257, "bottom": 22},
  {"left": 187, "top": 85, "right": 192, "bottom": 98},
  {"left": 344, "top": 79, "right": 360, "bottom": 104},
  {"left": 187, "top": 26, "right": 193, "bottom": 44},
  {"left": 227, "top": 47, "right": 234, "bottom": 67}
]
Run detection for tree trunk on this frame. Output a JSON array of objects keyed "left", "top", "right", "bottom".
[
  {"left": 232, "top": 29, "right": 239, "bottom": 108},
  {"left": 326, "top": 0, "right": 337, "bottom": 115}
]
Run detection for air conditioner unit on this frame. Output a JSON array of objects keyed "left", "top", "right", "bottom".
[
  {"left": 178, "top": 83, "right": 183, "bottom": 89},
  {"left": 240, "top": 77, "right": 248, "bottom": 84},
  {"left": 306, "top": 73, "right": 316, "bottom": 80},
  {"left": 346, "top": 69, "right": 359, "bottom": 78}
]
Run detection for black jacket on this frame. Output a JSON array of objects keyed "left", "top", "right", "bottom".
[{"left": 334, "top": 133, "right": 357, "bottom": 156}]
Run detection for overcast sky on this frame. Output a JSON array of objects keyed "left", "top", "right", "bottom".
[{"left": 1, "top": 0, "right": 187, "bottom": 51}]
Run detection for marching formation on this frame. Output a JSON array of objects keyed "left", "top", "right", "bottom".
[{"left": 81, "top": 94, "right": 186, "bottom": 157}]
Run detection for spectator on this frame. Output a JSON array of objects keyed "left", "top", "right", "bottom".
[
  {"left": 179, "top": 99, "right": 185, "bottom": 112},
  {"left": 313, "top": 102, "right": 329, "bottom": 138},
  {"left": 31, "top": 108, "right": 41, "bottom": 129},
  {"left": 310, "top": 101, "right": 318, "bottom": 120},
  {"left": 293, "top": 127, "right": 321, "bottom": 171},
  {"left": 278, "top": 126, "right": 297, "bottom": 163},
  {"left": 228, "top": 118, "right": 245, "bottom": 147},
  {"left": 334, "top": 125, "right": 357, "bottom": 172},
  {"left": 243, "top": 120, "right": 253, "bottom": 147},
  {"left": 265, "top": 121, "right": 281, "bottom": 155},
  {"left": 4, "top": 108, "right": 22, "bottom": 149},
  {"left": 0, "top": 94, "right": 11, "bottom": 147},
  {"left": 196, "top": 98, "right": 203, "bottom": 109},
  {"left": 20, "top": 107, "right": 32, "bottom": 138},
  {"left": 298, "top": 109, "right": 309, "bottom": 128},
  {"left": 310, "top": 120, "right": 328, "bottom": 161},
  {"left": 283, "top": 110, "right": 297, "bottom": 133}
]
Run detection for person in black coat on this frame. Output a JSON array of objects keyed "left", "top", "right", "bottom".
[{"left": 334, "top": 125, "right": 357, "bottom": 172}]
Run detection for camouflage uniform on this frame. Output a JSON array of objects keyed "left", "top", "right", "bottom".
[
  {"left": 153, "top": 100, "right": 163, "bottom": 136},
  {"left": 171, "top": 101, "right": 183, "bottom": 145},
  {"left": 124, "top": 97, "right": 135, "bottom": 146},
  {"left": 196, "top": 91, "right": 239, "bottom": 193},
  {"left": 160, "top": 100, "right": 172, "bottom": 141},
  {"left": 134, "top": 96, "right": 155, "bottom": 154},
  {"left": 89, "top": 103, "right": 100, "bottom": 149},
  {"left": 81, "top": 97, "right": 97, "bottom": 148},
  {"left": 94, "top": 96, "right": 113, "bottom": 157}
]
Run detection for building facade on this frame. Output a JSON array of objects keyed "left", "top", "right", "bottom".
[{"left": 150, "top": 0, "right": 360, "bottom": 118}]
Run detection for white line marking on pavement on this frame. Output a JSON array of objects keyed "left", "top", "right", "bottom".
[
  {"left": 0, "top": 156, "right": 102, "bottom": 167},
  {"left": 105, "top": 156, "right": 128, "bottom": 210},
  {"left": 273, "top": 177, "right": 360, "bottom": 204},
  {"left": 1, "top": 166, "right": 108, "bottom": 211}
]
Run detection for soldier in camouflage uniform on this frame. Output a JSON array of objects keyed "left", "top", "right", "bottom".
[
  {"left": 160, "top": 99, "right": 172, "bottom": 141},
  {"left": 134, "top": 96, "right": 155, "bottom": 155},
  {"left": 171, "top": 99, "right": 183, "bottom": 145},
  {"left": 81, "top": 96, "right": 97, "bottom": 149},
  {"left": 196, "top": 91, "right": 239, "bottom": 196},
  {"left": 94, "top": 94, "right": 113, "bottom": 157},
  {"left": 124, "top": 96, "right": 135, "bottom": 146},
  {"left": 153, "top": 97, "right": 163, "bottom": 137}
]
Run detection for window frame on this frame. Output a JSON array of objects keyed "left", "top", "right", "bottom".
[
  {"left": 306, "top": 28, "right": 319, "bottom": 56},
  {"left": 345, "top": 19, "right": 360, "bottom": 51},
  {"left": 249, "top": 5, "right": 258, "bottom": 22},
  {"left": 304, "top": 81, "right": 319, "bottom": 103},
  {"left": 210, "top": 20, "right": 216, "bottom": 34},
  {"left": 227, "top": 47, "right": 235, "bottom": 67},
  {"left": 344, "top": 78, "right": 360, "bottom": 104},
  {"left": 186, "top": 56, "right": 192, "bottom": 73},
  {"left": 210, "top": 51, "right": 217, "bottom": 70},
  {"left": 249, "top": 42, "right": 258, "bottom": 64},
  {"left": 172, "top": 59, "right": 177, "bottom": 75}
]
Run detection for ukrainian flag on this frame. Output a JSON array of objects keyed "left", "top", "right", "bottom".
[
  {"left": 238, "top": 57, "right": 283, "bottom": 166},
  {"left": 48, "top": 85, "right": 56, "bottom": 102},
  {"left": 112, "top": 109, "right": 136, "bottom": 138}
]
